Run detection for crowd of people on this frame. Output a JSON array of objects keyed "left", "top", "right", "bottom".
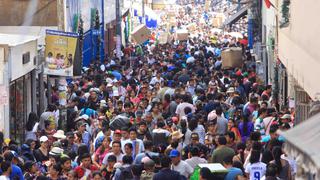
[{"left": 0, "top": 1, "right": 297, "bottom": 180}]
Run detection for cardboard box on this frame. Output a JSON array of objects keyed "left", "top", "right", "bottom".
[
  {"left": 175, "top": 29, "right": 189, "bottom": 41},
  {"left": 131, "top": 24, "right": 151, "bottom": 44},
  {"left": 205, "top": 0, "right": 211, "bottom": 11},
  {"left": 212, "top": 17, "right": 223, "bottom": 27},
  {"left": 221, "top": 48, "right": 243, "bottom": 69},
  {"left": 187, "top": 23, "right": 197, "bottom": 32},
  {"left": 158, "top": 32, "right": 169, "bottom": 44}
]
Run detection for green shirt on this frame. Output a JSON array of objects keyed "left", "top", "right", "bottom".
[{"left": 211, "top": 146, "right": 235, "bottom": 164}]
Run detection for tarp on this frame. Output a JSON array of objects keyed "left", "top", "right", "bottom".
[{"left": 280, "top": 113, "right": 320, "bottom": 176}]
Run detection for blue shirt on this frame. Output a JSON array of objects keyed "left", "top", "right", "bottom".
[
  {"left": 82, "top": 131, "right": 91, "bottom": 149},
  {"left": 10, "top": 164, "right": 24, "bottom": 180},
  {"left": 261, "top": 135, "right": 285, "bottom": 143},
  {"left": 225, "top": 167, "right": 243, "bottom": 180}
]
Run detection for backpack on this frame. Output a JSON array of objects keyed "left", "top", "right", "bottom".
[{"left": 119, "top": 166, "right": 133, "bottom": 180}]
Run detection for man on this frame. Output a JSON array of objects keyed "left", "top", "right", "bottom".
[
  {"left": 211, "top": 135, "right": 235, "bottom": 164},
  {"left": 216, "top": 107, "right": 228, "bottom": 135},
  {"left": 182, "top": 133, "right": 209, "bottom": 160},
  {"left": 170, "top": 150, "right": 194, "bottom": 179},
  {"left": 74, "top": 153, "right": 98, "bottom": 179},
  {"left": 225, "top": 131, "right": 237, "bottom": 152},
  {"left": 141, "top": 158, "right": 155, "bottom": 180},
  {"left": 134, "top": 140, "right": 159, "bottom": 164},
  {"left": 122, "top": 127, "right": 145, "bottom": 158},
  {"left": 102, "top": 141, "right": 124, "bottom": 167},
  {"left": 113, "top": 155, "right": 134, "bottom": 180},
  {"left": 261, "top": 85, "right": 272, "bottom": 101},
  {"left": 175, "top": 94, "right": 195, "bottom": 119},
  {"left": 150, "top": 71, "right": 164, "bottom": 86},
  {"left": 77, "top": 121, "right": 91, "bottom": 149},
  {"left": 254, "top": 108, "right": 268, "bottom": 137},
  {"left": 152, "top": 121, "right": 171, "bottom": 147},
  {"left": 153, "top": 156, "right": 185, "bottom": 180},
  {"left": 223, "top": 155, "right": 244, "bottom": 180},
  {"left": 0, "top": 161, "right": 11, "bottom": 180},
  {"left": 168, "top": 94, "right": 182, "bottom": 117},
  {"left": 185, "top": 146, "right": 207, "bottom": 169},
  {"left": 66, "top": 132, "right": 78, "bottom": 153},
  {"left": 3, "top": 151, "right": 23, "bottom": 180},
  {"left": 60, "top": 155, "right": 72, "bottom": 177},
  {"left": 39, "top": 104, "right": 57, "bottom": 130},
  {"left": 137, "top": 121, "right": 153, "bottom": 141}
]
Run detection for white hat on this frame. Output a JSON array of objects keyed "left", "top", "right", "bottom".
[
  {"left": 53, "top": 130, "right": 66, "bottom": 139},
  {"left": 107, "top": 83, "right": 113, "bottom": 87},
  {"left": 227, "top": 87, "right": 235, "bottom": 94},
  {"left": 80, "top": 114, "right": 89, "bottom": 120},
  {"left": 208, "top": 111, "right": 218, "bottom": 121},
  {"left": 49, "top": 147, "right": 64, "bottom": 156},
  {"left": 39, "top": 136, "right": 48, "bottom": 143},
  {"left": 281, "top": 114, "right": 291, "bottom": 119}
]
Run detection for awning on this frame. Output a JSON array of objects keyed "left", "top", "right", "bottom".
[
  {"left": 224, "top": 5, "right": 249, "bottom": 26},
  {"left": 280, "top": 113, "right": 320, "bottom": 176}
]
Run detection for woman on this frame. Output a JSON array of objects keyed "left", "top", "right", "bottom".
[
  {"left": 129, "top": 90, "right": 141, "bottom": 105},
  {"left": 245, "top": 150, "right": 266, "bottom": 180},
  {"left": 48, "top": 164, "right": 66, "bottom": 180},
  {"left": 93, "top": 136, "right": 111, "bottom": 168},
  {"left": 26, "top": 112, "right": 39, "bottom": 141},
  {"left": 270, "top": 146, "right": 292, "bottom": 180},
  {"left": 238, "top": 115, "right": 254, "bottom": 143},
  {"left": 101, "top": 155, "right": 116, "bottom": 180},
  {"left": 33, "top": 136, "right": 49, "bottom": 163},
  {"left": 233, "top": 142, "right": 249, "bottom": 165},
  {"left": 228, "top": 118, "right": 241, "bottom": 142},
  {"left": 151, "top": 103, "right": 163, "bottom": 122},
  {"left": 40, "top": 120, "right": 56, "bottom": 146}
]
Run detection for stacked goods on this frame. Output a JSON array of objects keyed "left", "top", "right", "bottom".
[
  {"left": 131, "top": 24, "right": 151, "bottom": 44},
  {"left": 158, "top": 32, "right": 169, "bottom": 44},
  {"left": 175, "top": 29, "right": 189, "bottom": 41},
  {"left": 221, "top": 47, "right": 243, "bottom": 69}
]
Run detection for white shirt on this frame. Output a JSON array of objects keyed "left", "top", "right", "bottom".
[
  {"left": 102, "top": 152, "right": 124, "bottom": 165},
  {"left": 171, "top": 160, "right": 194, "bottom": 178},
  {"left": 0, "top": 175, "right": 10, "bottom": 180},
  {"left": 245, "top": 162, "right": 267, "bottom": 180},
  {"left": 121, "top": 138, "right": 145, "bottom": 156},
  {"left": 185, "top": 157, "right": 207, "bottom": 169}
]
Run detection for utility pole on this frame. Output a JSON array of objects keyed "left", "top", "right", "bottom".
[
  {"left": 116, "top": 0, "right": 122, "bottom": 60},
  {"left": 142, "top": 0, "right": 145, "bottom": 24}
]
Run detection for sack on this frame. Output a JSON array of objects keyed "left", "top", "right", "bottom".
[
  {"left": 221, "top": 47, "right": 243, "bottom": 69},
  {"left": 109, "top": 115, "right": 131, "bottom": 131}
]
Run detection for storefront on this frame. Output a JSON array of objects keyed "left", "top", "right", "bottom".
[{"left": 0, "top": 34, "right": 39, "bottom": 142}]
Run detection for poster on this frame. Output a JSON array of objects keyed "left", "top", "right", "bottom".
[{"left": 44, "top": 30, "right": 80, "bottom": 76}]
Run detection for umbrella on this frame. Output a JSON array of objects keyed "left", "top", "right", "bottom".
[{"left": 228, "top": 32, "right": 243, "bottom": 39}]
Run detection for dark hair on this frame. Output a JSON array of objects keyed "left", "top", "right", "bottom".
[
  {"left": 160, "top": 156, "right": 171, "bottom": 168},
  {"left": 236, "top": 142, "right": 246, "bottom": 164},
  {"left": 233, "top": 160, "right": 245, "bottom": 175},
  {"left": 251, "top": 141, "right": 262, "bottom": 152},
  {"left": 143, "top": 140, "right": 153, "bottom": 150},
  {"left": 258, "top": 108, "right": 268, "bottom": 117},
  {"left": 47, "top": 104, "right": 57, "bottom": 112},
  {"left": 112, "top": 141, "right": 121, "bottom": 147},
  {"left": 1, "top": 161, "right": 11, "bottom": 173},
  {"left": 44, "top": 120, "right": 51, "bottom": 129},
  {"left": 226, "top": 131, "right": 235, "bottom": 141},
  {"left": 92, "top": 171, "right": 103, "bottom": 178},
  {"left": 52, "top": 164, "right": 62, "bottom": 174},
  {"left": 215, "top": 106, "right": 223, "bottom": 116},
  {"left": 184, "top": 107, "right": 192, "bottom": 115},
  {"left": 107, "top": 155, "right": 117, "bottom": 162},
  {"left": 272, "top": 146, "right": 283, "bottom": 173},
  {"left": 188, "top": 117, "right": 198, "bottom": 131},
  {"left": 77, "top": 144, "right": 89, "bottom": 156},
  {"left": 249, "top": 150, "right": 261, "bottom": 164},
  {"left": 266, "top": 163, "right": 278, "bottom": 177},
  {"left": 131, "top": 164, "right": 143, "bottom": 176},
  {"left": 60, "top": 156, "right": 71, "bottom": 165},
  {"left": 223, "top": 155, "right": 233, "bottom": 165},
  {"left": 190, "top": 146, "right": 200, "bottom": 157},
  {"left": 250, "top": 131, "right": 261, "bottom": 141},
  {"left": 261, "top": 149, "right": 274, "bottom": 164},
  {"left": 200, "top": 167, "right": 212, "bottom": 179},
  {"left": 218, "top": 135, "right": 227, "bottom": 145},
  {"left": 157, "top": 121, "right": 165, "bottom": 128},
  {"left": 26, "top": 112, "right": 39, "bottom": 131},
  {"left": 242, "top": 115, "right": 250, "bottom": 135},
  {"left": 122, "top": 155, "right": 133, "bottom": 165},
  {"left": 125, "top": 143, "right": 133, "bottom": 150},
  {"left": 180, "top": 119, "right": 188, "bottom": 142}
]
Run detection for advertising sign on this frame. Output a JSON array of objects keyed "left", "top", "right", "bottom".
[{"left": 44, "top": 30, "right": 80, "bottom": 76}]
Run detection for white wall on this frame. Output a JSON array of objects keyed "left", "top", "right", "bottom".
[
  {"left": 278, "top": 0, "right": 320, "bottom": 100},
  {"left": 9, "top": 39, "right": 37, "bottom": 81}
]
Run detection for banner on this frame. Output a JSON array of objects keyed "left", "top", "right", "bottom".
[{"left": 44, "top": 30, "right": 81, "bottom": 76}]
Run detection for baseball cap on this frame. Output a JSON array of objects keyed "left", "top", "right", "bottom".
[
  {"left": 114, "top": 129, "right": 122, "bottom": 134},
  {"left": 39, "top": 136, "right": 49, "bottom": 143},
  {"left": 169, "top": 149, "right": 180, "bottom": 158}
]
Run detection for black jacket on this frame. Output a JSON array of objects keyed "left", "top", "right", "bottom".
[{"left": 153, "top": 168, "right": 186, "bottom": 180}]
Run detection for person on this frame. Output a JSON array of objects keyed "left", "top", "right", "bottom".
[
  {"left": 199, "top": 167, "right": 213, "bottom": 180},
  {"left": 34, "top": 136, "right": 49, "bottom": 162},
  {"left": 137, "top": 121, "right": 153, "bottom": 141},
  {"left": 245, "top": 150, "right": 267, "bottom": 180},
  {"left": 60, "top": 156, "right": 72, "bottom": 178},
  {"left": 134, "top": 140, "right": 159, "bottom": 164},
  {"left": 225, "top": 131, "right": 237, "bottom": 152},
  {"left": 182, "top": 133, "right": 209, "bottom": 160},
  {"left": 93, "top": 136, "right": 111, "bottom": 168},
  {"left": 254, "top": 108, "right": 268, "bottom": 137},
  {"left": 102, "top": 141, "right": 124, "bottom": 167},
  {"left": 74, "top": 153, "right": 98, "bottom": 179},
  {"left": 211, "top": 135, "right": 235, "bottom": 164},
  {"left": 216, "top": 107, "right": 228, "bottom": 135},
  {"left": 113, "top": 155, "right": 134, "bottom": 180},
  {"left": 92, "top": 171, "right": 104, "bottom": 180},
  {"left": 170, "top": 149, "right": 194, "bottom": 179},
  {"left": 124, "top": 143, "right": 133, "bottom": 157},
  {"left": 77, "top": 121, "right": 91, "bottom": 150},
  {"left": 223, "top": 155, "right": 244, "bottom": 180},
  {"left": 3, "top": 151, "right": 24, "bottom": 180},
  {"left": 39, "top": 104, "right": 57, "bottom": 131},
  {"left": 24, "top": 161, "right": 38, "bottom": 180},
  {"left": 153, "top": 156, "right": 185, "bottom": 180},
  {"left": 188, "top": 116, "right": 206, "bottom": 144},
  {"left": 121, "top": 127, "right": 145, "bottom": 158},
  {"left": 270, "top": 146, "right": 292, "bottom": 180},
  {"left": 47, "top": 164, "right": 65, "bottom": 180},
  {"left": 141, "top": 158, "right": 155, "bottom": 180},
  {"left": 25, "top": 112, "right": 39, "bottom": 141},
  {"left": 227, "top": 118, "right": 241, "bottom": 142},
  {"left": 185, "top": 146, "right": 207, "bottom": 169},
  {"left": 0, "top": 161, "right": 12, "bottom": 180},
  {"left": 66, "top": 132, "right": 78, "bottom": 153},
  {"left": 233, "top": 142, "right": 248, "bottom": 165},
  {"left": 101, "top": 155, "right": 116, "bottom": 180},
  {"left": 239, "top": 115, "right": 254, "bottom": 143}
]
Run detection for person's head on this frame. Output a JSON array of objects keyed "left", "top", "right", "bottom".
[
  {"left": 225, "top": 131, "right": 235, "bottom": 143},
  {"left": 26, "top": 112, "right": 39, "bottom": 131},
  {"left": 156, "top": 121, "right": 166, "bottom": 129},
  {"left": 112, "top": 141, "right": 121, "bottom": 154},
  {"left": 80, "top": 153, "right": 91, "bottom": 168},
  {"left": 227, "top": 118, "right": 236, "bottom": 130},
  {"left": 249, "top": 150, "right": 261, "bottom": 164},
  {"left": 169, "top": 149, "right": 181, "bottom": 165},
  {"left": 269, "top": 125, "right": 279, "bottom": 140},
  {"left": 138, "top": 121, "right": 147, "bottom": 133},
  {"left": 67, "top": 170, "right": 77, "bottom": 180},
  {"left": 215, "top": 106, "right": 223, "bottom": 116},
  {"left": 124, "top": 143, "right": 133, "bottom": 155},
  {"left": 200, "top": 167, "right": 212, "bottom": 180},
  {"left": 121, "top": 128, "right": 130, "bottom": 139},
  {"left": 92, "top": 171, "right": 103, "bottom": 180},
  {"left": 222, "top": 155, "right": 233, "bottom": 167},
  {"left": 129, "top": 127, "right": 137, "bottom": 140},
  {"left": 107, "top": 155, "right": 117, "bottom": 168},
  {"left": 1, "top": 161, "right": 12, "bottom": 175},
  {"left": 217, "top": 135, "right": 227, "bottom": 146},
  {"left": 24, "top": 161, "right": 37, "bottom": 173},
  {"left": 265, "top": 163, "right": 279, "bottom": 178},
  {"left": 258, "top": 108, "right": 268, "bottom": 118},
  {"left": 131, "top": 164, "right": 143, "bottom": 177},
  {"left": 160, "top": 156, "right": 172, "bottom": 168},
  {"left": 191, "top": 133, "right": 200, "bottom": 144},
  {"left": 122, "top": 155, "right": 133, "bottom": 165},
  {"left": 60, "top": 156, "right": 72, "bottom": 172},
  {"left": 189, "top": 146, "right": 200, "bottom": 157},
  {"left": 144, "top": 140, "right": 153, "bottom": 151},
  {"left": 49, "top": 164, "right": 61, "bottom": 177}
]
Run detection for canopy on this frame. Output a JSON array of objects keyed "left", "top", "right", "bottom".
[{"left": 280, "top": 112, "right": 320, "bottom": 177}]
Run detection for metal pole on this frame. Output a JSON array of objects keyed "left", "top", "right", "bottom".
[
  {"left": 142, "top": 0, "right": 145, "bottom": 24},
  {"left": 101, "top": 0, "right": 105, "bottom": 62},
  {"left": 116, "top": 0, "right": 122, "bottom": 60}
]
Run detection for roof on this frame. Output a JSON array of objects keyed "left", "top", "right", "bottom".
[
  {"left": 0, "top": 33, "right": 38, "bottom": 47},
  {"left": 281, "top": 112, "right": 320, "bottom": 168},
  {"left": 223, "top": 5, "right": 249, "bottom": 26}
]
